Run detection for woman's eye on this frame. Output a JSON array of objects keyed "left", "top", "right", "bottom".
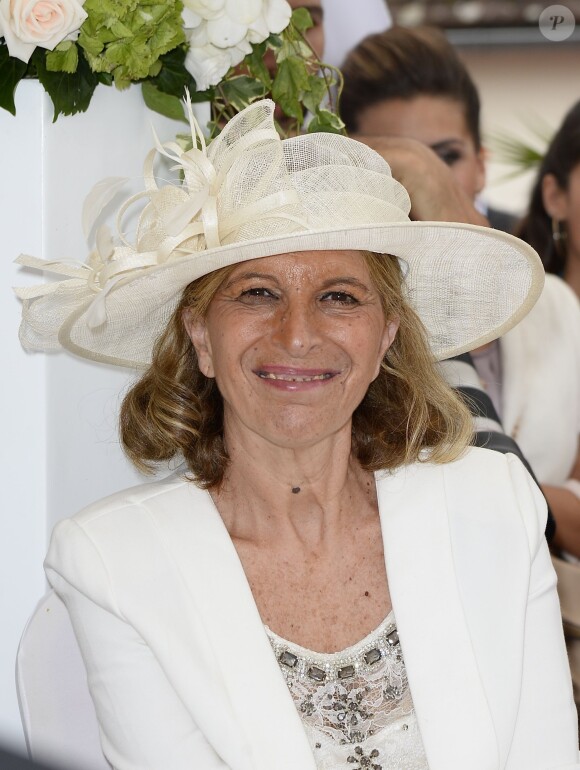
[
  {"left": 239, "top": 287, "right": 277, "bottom": 301},
  {"left": 436, "top": 149, "right": 462, "bottom": 167},
  {"left": 321, "top": 291, "right": 358, "bottom": 305}
]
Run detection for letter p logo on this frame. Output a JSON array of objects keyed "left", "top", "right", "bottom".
[{"left": 539, "top": 5, "right": 576, "bottom": 40}]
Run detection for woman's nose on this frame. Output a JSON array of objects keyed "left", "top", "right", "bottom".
[{"left": 272, "top": 301, "right": 322, "bottom": 354}]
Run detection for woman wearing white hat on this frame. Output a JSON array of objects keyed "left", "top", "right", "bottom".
[{"left": 18, "top": 101, "right": 578, "bottom": 769}]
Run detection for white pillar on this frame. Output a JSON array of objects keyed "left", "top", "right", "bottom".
[{"left": 1, "top": 81, "right": 184, "bottom": 749}]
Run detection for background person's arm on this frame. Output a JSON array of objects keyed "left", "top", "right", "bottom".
[{"left": 354, "top": 135, "right": 489, "bottom": 225}]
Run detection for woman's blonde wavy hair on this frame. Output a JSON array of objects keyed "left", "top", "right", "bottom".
[{"left": 120, "top": 251, "right": 473, "bottom": 487}]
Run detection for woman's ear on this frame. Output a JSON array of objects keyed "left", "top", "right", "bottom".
[
  {"left": 182, "top": 309, "right": 215, "bottom": 378},
  {"left": 375, "top": 316, "right": 400, "bottom": 379},
  {"left": 542, "top": 173, "right": 568, "bottom": 220}
]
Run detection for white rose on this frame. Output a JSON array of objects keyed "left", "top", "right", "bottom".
[
  {"left": 182, "top": 0, "right": 225, "bottom": 22},
  {"left": 224, "top": 0, "right": 262, "bottom": 25},
  {"left": 181, "top": 7, "right": 203, "bottom": 29},
  {"left": 229, "top": 0, "right": 291, "bottom": 45},
  {"left": 0, "top": 0, "right": 87, "bottom": 63},
  {"left": 206, "top": 14, "right": 248, "bottom": 47},
  {"left": 261, "top": 0, "right": 292, "bottom": 34},
  {"left": 185, "top": 40, "right": 244, "bottom": 91},
  {"left": 183, "top": 0, "right": 291, "bottom": 90}
]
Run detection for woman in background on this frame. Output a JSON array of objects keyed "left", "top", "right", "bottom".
[
  {"left": 340, "top": 25, "right": 512, "bottom": 231},
  {"left": 517, "top": 100, "right": 580, "bottom": 299}
]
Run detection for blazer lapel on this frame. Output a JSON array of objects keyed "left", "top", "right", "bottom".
[
  {"left": 150, "top": 481, "right": 316, "bottom": 770},
  {"left": 376, "top": 462, "right": 499, "bottom": 770}
]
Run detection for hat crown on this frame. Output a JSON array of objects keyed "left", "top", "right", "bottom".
[{"left": 138, "top": 100, "right": 411, "bottom": 260}]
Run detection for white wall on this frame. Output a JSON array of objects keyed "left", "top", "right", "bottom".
[
  {"left": 1, "top": 82, "right": 184, "bottom": 751},
  {"left": 2, "top": 90, "right": 48, "bottom": 752}
]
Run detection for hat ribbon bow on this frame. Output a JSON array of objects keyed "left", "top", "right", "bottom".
[{"left": 14, "top": 97, "right": 306, "bottom": 329}]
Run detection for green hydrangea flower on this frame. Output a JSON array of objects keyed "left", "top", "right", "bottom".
[{"left": 78, "top": 0, "right": 185, "bottom": 88}]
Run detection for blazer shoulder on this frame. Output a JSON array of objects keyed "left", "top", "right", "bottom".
[
  {"left": 447, "top": 448, "right": 547, "bottom": 555},
  {"left": 45, "top": 471, "right": 209, "bottom": 605},
  {"left": 66, "top": 469, "right": 196, "bottom": 526},
  {"left": 380, "top": 448, "right": 546, "bottom": 554}
]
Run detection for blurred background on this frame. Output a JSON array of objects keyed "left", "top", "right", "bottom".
[{"left": 385, "top": 0, "right": 580, "bottom": 215}]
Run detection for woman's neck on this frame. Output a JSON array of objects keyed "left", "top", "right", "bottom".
[{"left": 212, "top": 421, "right": 374, "bottom": 547}]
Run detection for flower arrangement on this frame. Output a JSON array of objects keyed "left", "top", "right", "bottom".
[{"left": 0, "top": 0, "right": 344, "bottom": 136}]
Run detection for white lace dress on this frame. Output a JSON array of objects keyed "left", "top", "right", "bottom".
[{"left": 266, "top": 612, "right": 429, "bottom": 770}]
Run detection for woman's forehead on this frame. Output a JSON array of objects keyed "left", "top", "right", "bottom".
[{"left": 226, "top": 249, "right": 371, "bottom": 281}]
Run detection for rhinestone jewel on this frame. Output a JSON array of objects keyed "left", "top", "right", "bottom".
[
  {"left": 386, "top": 629, "right": 399, "bottom": 646},
  {"left": 279, "top": 650, "right": 298, "bottom": 668},
  {"left": 307, "top": 665, "right": 327, "bottom": 682},
  {"left": 363, "top": 648, "right": 382, "bottom": 665},
  {"left": 337, "top": 664, "right": 356, "bottom": 680}
]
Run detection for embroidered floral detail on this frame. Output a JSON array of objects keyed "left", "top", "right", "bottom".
[
  {"left": 346, "top": 745, "right": 382, "bottom": 769},
  {"left": 266, "top": 613, "right": 429, "bottom": 769},
  {"left": 300, "top": 694, "right": 315, "bottom": 717},
  {"left": 324, "top": 690, "right": 371, "bottom": 735}
]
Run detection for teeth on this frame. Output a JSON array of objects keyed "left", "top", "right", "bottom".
[{"left": 258, "top": 372, "right": 332, "bottom": 382}]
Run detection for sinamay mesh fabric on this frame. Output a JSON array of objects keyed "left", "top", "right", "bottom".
[{"left": 16, "top": 99, "right": 544, "bottom": 369}]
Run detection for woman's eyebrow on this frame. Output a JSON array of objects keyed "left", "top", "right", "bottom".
[
  {"left": 318, "top": 277, "right": 372, "bottom": 292},
  {"left": 223, "top": 274, "right": 372, "bottom": 292},
  {"left": 223, "top": 272, "right": 279, "bottom": 288},
  {"left": 429, "top": 139, "right": 464, "bottom": 152}
]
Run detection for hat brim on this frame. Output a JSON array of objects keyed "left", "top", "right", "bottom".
[{"left": 54, "top": 220, "right": 543, "bottom": 369}]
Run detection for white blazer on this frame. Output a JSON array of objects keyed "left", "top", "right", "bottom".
[{"left": 45, "top": 447, "right": 580, "bottom": 770}]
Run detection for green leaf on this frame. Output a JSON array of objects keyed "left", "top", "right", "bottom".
[
  {"left": 78, "top": 30, "right": 105, "bottom": 57},
  {"left": 302, "top": 74, "right": 327, "bottom": 116},
  {"left": 266, "top": 33, "right": 283, "bottom": 50},
  {"left": 149, "top": 46, "right": 198, "bottom": 98},
  {"left": 245, "top": 40, "right": 271, "bottom": 88},
  {"left": 46, "top": 41, "right": 79, "bottom": 74},
  {"left": 141, "top": 81, "right": 185, "bottom": 121},
  {"left": 290, "top": 7, "right": 314, "bottom": 33},
  {"left": 148, "top": 17, "right": 185, "bottom": 56},
  {"left": 33, "top": 48, "right": 100, "bottom": 120},
  {"left": 276, "top": 37, "right": 311, "bottom": 63},
  {"left": 307, "top": 108, "right": 346, "bottom": 135},
  {"left": 271, "top": 57, "right": 308, "bottom": 121},
  {"left": 0, "top": 43, "right": 28, "bottom": 115},
  {"left": 109, "top": 19, "right": 135, "bottom": 39},
  {"left": 220, "top": 75, "right": 267, "bottom": 113}
]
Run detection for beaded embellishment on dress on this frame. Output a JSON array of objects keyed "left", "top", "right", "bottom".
[{"left": 266, "top": 612, "right": 429, "bottom": 770}]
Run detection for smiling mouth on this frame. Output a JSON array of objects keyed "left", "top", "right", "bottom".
[{"left": 256, "top": 372, "right": 335, "bottom": 382}]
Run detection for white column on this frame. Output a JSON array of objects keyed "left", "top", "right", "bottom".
[{"left": 1, "top": 81, "right": 185, "bottom": 750}]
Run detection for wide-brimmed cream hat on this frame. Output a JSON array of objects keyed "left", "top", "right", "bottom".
[{"left": 16, "top": 99, "right": 544, "bottom": 369}]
